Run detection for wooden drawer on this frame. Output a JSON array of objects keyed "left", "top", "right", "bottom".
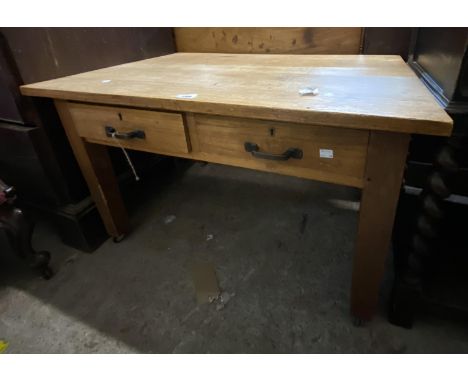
[
  {"left": 188, "top": 114, "right": 369, "bottom": 188},
  {"left": 68, "top": 103, "right": 190, "bottom": 155}
]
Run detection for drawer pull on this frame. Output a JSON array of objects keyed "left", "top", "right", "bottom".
[
  {"left": 244, "top": 142, "right": 303, "bottom": 161},
  {"left": 105, "top": 126, "right": 146, "bottom": 140}
]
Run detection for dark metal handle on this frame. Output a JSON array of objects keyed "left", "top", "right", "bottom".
[
  {"left": 105, "top": 126, "right": 146, "bottom": 140},
  {"left": 244, "top": 142, "right": 303, "bottom": 161}
]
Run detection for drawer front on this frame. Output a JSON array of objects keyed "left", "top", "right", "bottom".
[
  {"left": 69, "top": 103, "right": 190, "bottom": 155},
  {"left": 189, "top": 114, "right": 369, "bottom": 188}
]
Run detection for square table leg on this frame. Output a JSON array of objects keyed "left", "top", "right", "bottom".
[
  {"left": 55, "top": 100, "right": 129, "bottom": 240},
  {"left": 351, "top": 131, "right": 410, "bottom": 322}
]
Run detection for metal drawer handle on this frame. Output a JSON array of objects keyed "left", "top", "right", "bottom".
[
  {"left": 105, "top": 126, "right": 146, "bottom": 140},
  {"left": 244, "top": 142, "right": 303, "bottom": 161}
]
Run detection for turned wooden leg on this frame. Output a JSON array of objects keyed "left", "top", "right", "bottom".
[
  {"left": 389, "top": 137, "right": 460, "bottom": 328},
  {"left": 55, "top": 100, "right": 129, "bottom": 239},
  {"left": 351, "top": 131, "right": 410, "bottom": 321}
]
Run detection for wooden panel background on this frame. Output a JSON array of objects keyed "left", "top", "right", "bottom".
[
  {"left": 174, "top": 28, "right": 364, "bottom": 54},
  {"left": 1, "top": 27, "right": 175, "bottom": 84},
  {"left": 362, "top": 28, "right": 412, "bottom": 61}
]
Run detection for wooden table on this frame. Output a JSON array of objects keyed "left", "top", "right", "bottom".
[{"left": 21, "top": 53, "right": 452, "bottom": 322}]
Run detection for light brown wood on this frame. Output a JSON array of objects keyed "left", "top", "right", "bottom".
[
  {"left": 174, "top": 28, "right": 363, "bottom": 54},
  {"left": 54, "top": 100, "right": 129, "bottom": 239},
  {"left": 68, "top": 102, "right": 190, "bottom": 155},
  {"left": 187, "top": 114, "right": 368, "bottom": 188},
  {"left": 74, "top": 105, "right": 367, "bottom": 188},
  {"left": 20, "top": 53, "right": 453, "bottom": 322},
  {"left": 21, "top": 53, "right": 453, "bottom": 136},
  {"left": 351, "top": 131, "right": 410, "bottom": 320}
]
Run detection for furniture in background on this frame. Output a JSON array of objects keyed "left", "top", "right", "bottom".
[
  {"left": 20, "top": 53, "right": 451, "bottom": 322},
  {"left": 390, "top": 28, "right": 468, "bottom": 328},
  {"left": 0, "top": 28, "right": 175, "bottom": 253},
  {"left": 173, "top": 27, "right": 364, "bottom": 54},
  {"left": 361, "top": 27, "right": 412, "bottom": 61},
  {"left": 174, "top": 27, "right": 414, "bottom": 58},
  {"left": 0, "top": 178, "right": 52, "bottom": 278}
]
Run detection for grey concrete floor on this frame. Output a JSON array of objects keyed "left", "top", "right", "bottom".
[{"left": 1, "top": 162, "right": 468, "bottom": 353}]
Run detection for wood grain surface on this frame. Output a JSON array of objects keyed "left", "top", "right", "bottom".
[
  {"left": 21, "top": 53, "right": 452, "bottom": 136},
  {"left": 188, "top": 114, "right": 368, "bottom": 188},
  {"left": 54, "top": 100, "right": 130, "bottom": 238},
  {"left": 351, "top": 131, "right": 410, "bottom": 320},
  {"left": 174, "top": 27, "right": 363, "bottom": 54},
  {"left": 69, "top": 102, "right": 190, "bottom": 154}
]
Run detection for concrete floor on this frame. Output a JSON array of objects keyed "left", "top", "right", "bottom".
[{"left": 1, "top": 162, "right": 468, "bottom": 353}]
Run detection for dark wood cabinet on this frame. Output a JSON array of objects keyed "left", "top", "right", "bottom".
[
  {"left": 408, "top": 28, "right": 468, "bottom": 109},
  {"left": 0, "top": 28, "right": 176, "bottom": 251},
  {"left": 362, "top": 27, "right": 412, "bottom": 61},
  {"left": 390, "top": 28, "right": 468, "bottom": 328}
]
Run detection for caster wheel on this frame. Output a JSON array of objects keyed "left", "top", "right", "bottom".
[
  {"left": 113, "top": 234, "right": 125, "bottom": 243},
  {"left": 352, "top": 316, "right": 366, "bottom": 327},
  {"left": 41, "top": 266, "right": 54, "bottom": 280}
]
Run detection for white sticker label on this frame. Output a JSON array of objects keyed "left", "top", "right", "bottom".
[
  {"left": 319, "top": 149, "right": 334, "bottom": 159},
  {"left": 299, "top": 87, "right": 319, "bottom": 96},
  {"left": 176, "top": 93, "right": 198, "bottom": 99}
]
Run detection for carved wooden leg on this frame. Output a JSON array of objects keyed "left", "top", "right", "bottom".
[
  {"left": 351, "top": 131, "right": 410, "bottom": 322},
  {"left": 55, "top": 100, "right": 129, "bottom": 239},
  {"left": 389, "top": 137, "right": 459, "bottom": 328}
]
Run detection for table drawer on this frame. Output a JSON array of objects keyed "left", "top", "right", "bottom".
[
  {"left": 189, "top": 114, "right": 369, "bottom": 188},
  {"left": 68, "top": 103, "right": 190, "bottom": 155}
]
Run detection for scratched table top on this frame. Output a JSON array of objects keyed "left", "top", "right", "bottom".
[{"left": 21, "top": 53, "right": 452, "bottom": 136}]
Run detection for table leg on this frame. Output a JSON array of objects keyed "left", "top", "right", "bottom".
[
  {"left": 55, "top": 100, "right": 129, "bottom": 240},
  {"left": 351, "top": 131, "right": 410, "bottom": 321}
]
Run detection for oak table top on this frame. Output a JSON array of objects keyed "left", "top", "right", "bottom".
[{"left": 21, "top": 53, "right": 452, "bottom": 136}]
